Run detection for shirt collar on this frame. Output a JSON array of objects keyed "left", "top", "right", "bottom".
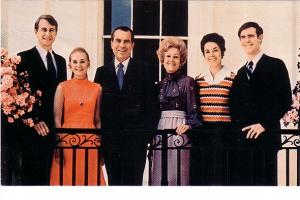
[
  {"left": 246, "top": 51, "right": 263, "bottom": 69},
  {"left": 36, "top": 44, "right": 53, "bottom": 57},
  {"left": 114, "top": 57, "right": 130, "bottom": 73},
  {"left": 202, "top": 65, "right": 232, "bottom": 84}
]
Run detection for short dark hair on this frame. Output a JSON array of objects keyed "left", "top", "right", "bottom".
[
  {"left": 34, "top": 15, "right": 58, "bottom": 31},
  {"left": 111, "top": 26, "right": 134, "bottom": 43},
  {"left": 238, "top": 21, "right": 263, "bottom": 38},
  {"left": 200, "top": 33, "right": 226, "bottom": 58}
]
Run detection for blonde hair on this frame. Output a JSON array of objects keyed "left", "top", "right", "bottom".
[
  {"left": 156, "top": 37, "right": 187, "bottom": 66},
  {"left": 68, "top": 47, "right": 90, "bottom": 79},
  {"left": 68, "top": 47, "right": 90, "bottom": 64}
]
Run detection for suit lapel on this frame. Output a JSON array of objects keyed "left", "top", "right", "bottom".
[
  {"left": 240, "top": 62, "right": 249, "bottom": 81},
  {"left": 123, "top": 58, "right": 135, "bottom": 90},
  {"left": 32, "top": 47, "right": 48, "bottom": 75},
  {"left": 252, "top": 54, "right": 266, "bottom": 76},
  {"left": 108, "top": 61, "right": 120, "bottom": 91},
  {"left": 53, "top": 51, "right": 63, "bottom": 81},
  {"left": 31, "top": 47, "right": 52, "bottom": 88}
]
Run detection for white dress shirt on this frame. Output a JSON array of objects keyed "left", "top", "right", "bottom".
[
  {"left": 114, "top": 57, "right": 130, "bottom": 75},
  {"left": 36, "top": 44, "right": 58, "bottom": 72}
]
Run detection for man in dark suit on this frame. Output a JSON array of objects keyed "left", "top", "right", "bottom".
[
  {"left": 230, "top": 22, "right": 292, "bottom": 185},
  {"left": 17, "top": 15, "right": 67, "bottom": 185},
  {"left": 94, "top": 26, "right": 157, "bottom": 185}
]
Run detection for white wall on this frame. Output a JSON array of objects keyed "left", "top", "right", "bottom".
[
  {"left": 188, "top": 1, "right": 300, "bottom": 88},
  {"left": 2, "top": 1, "right": 299, "bottom": 85},
  {"left": 1, "top": 0, "right": 104, "bottom": 80}
]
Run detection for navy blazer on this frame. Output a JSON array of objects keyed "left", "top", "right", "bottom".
[
  {"left": 17, "top": 47, "right": 67, "bottom": 127},
  {"left": 94, "top": 58, "right": 158, "bottom": 130},
  {"left": 230, "top": 54, "right": 292, "bottom": 145}
]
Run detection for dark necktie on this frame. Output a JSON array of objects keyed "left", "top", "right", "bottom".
[
  {"left": 46, "top": 51, "right": 57, "bottom": 79},
  {"left": 117, "top": 63, "right": 124, "bottom": 89},
  {"left": 246, "top": 61, "right": 253, "bottom": 78}
]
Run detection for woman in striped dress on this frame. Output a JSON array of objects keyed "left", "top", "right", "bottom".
[{"left": 191, "top": 33, "right": 235, "bottom": 185}]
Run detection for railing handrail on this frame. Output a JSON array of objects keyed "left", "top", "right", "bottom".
[{"left": 55, "top": 128, "right": 300, "bottom": 135}]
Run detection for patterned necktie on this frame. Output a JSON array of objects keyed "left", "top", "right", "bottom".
[
  {"left": 46, "top": 51, "right": 57, "bottom": 79},
  {"left": 117, "top": 63, "right": 124, "bottom": 89},
  {"left": 246, "top": 61, "right": 254, "bottom": 78}
]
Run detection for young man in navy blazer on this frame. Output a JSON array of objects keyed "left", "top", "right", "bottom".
[
  {"left": 230, "top": 22, "right": 292, "bottom": 185},
  {"left": 94, "top": 26, "right": 157, "bottom": 185},
  {"left": 17, "top": 15, "right": 67, "bottom": 185}
]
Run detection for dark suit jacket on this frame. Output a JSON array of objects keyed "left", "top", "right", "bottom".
[
  {"left": 17, "top": 47, "right": 67, "bottom": 138},
  {"left": 230, "top": 54, "right": 292, "bottom": 146},
  {"left": 94, "top": 58, "right": 158, "bottom": 131}
]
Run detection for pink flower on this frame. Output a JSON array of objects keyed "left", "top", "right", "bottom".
[
  {"left": 2, "top": 105, "right": 12, "bottom": 115},
  {"left": 1, "top": 59, "right": 11, "bottom": 67},
  {"left": 15, "top": 94, "right": 26, "bottom": 106},
  {"left": 8, "top": 87, "right": 17, "bottom": 96},
  {"left": 1, "top": 48, "right": 41, "bottom": 127},
  {"left": 21, "top": 92, "right": 29, "bottom": 98},
  {"left": 9, "top": 55, "right": 21, "bottom": 65},
  {"left": 24, "top": 83, "right": 29, "bottom": 88},
  {"left": 23, "top": 118, "right": 34, "bottom": 127},
  {"left": 36, "top": 90, "right": 42, "bottom": 96},
  {"left": 1, "top": 67, "right": 14, "bottom": 76},
  {"left": 1, "top": 92, "right": 14, "bottom": 106},
  {"left": 1, "top": 75, "right": 14, "bottom": 91},
  {"left": 18, "top": 109, "right": 25, "bottom": 116},
  {"left": 13, "top": 114, "right": 19, "bottom": 119},
  {"left": 27, "top": 106, "right": 33, "bottom": 112},
  {"left": 30, "top": 96, "right": 36, "bottom": 103},
  {"left": 7, "top": 117, "right": 14, "bottom": 123}
]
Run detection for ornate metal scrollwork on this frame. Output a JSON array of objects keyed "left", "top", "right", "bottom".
[
  {"left": 55, "top": 133, "right": 101, "bottom": 148},
  {"left": 149, "top": 131, "right": 191, "bottom": 150},
  {"left": 281, "top": 134, "right": 300, "bottom": 148}
]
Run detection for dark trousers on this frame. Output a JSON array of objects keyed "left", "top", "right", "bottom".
[
  {"left": 190, "top": 126, "right": 235, "bottom": 186},
  {"left": 20, "top": 130, "right": 54, "bottom": 185},
  {"left": 1, "top": 122, "right": 22, "bottom": 185},
  {"left": 102, "top": 130, "right": 148, "bottom": 186},
  {"left": 230, "top": 138, "right": 278, "bottom": 186}
]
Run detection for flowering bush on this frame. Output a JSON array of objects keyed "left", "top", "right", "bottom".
[
  {"left": 1, "top": 48, "right": 42, "bottom": 127},
  {"left": 282, "top": 81, "right": 300, "bottom": 127},
  {"left": 282, "top": 48, "right": 300, "bottom": 128}
]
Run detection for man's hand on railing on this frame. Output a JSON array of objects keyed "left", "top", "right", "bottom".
[
  {"left": 176, "top": 124, "right": 191, "bottom": 135},
  {"left": 242, "top": 123, "right": 266, "bottom": 139}
]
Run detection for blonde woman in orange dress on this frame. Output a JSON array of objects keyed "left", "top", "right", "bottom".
[{"left": 50, "top": 47, "right": 106, "bottom": 185}]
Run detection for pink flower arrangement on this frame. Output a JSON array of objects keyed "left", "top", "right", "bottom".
[
  {"left": 282, "top": 81, "right": 300, "bottom": 127},
  {"left": 282, "top": 48, "right": 300, "bottom": 128},
  {"left": 1, "top": 48, "right": 42, "bottom": 127}
]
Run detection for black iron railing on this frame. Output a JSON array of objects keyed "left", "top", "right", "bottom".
[{"left": 53, "top": 128, "right": 300, "bottom": 186}]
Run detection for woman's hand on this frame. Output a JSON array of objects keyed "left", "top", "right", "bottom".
[{"left": 176, "top": 124, "right": 191, "bottom": 135}]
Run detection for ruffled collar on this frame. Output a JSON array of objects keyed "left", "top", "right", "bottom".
[{"left": 160, "top": 70, "right": 183, "bottom": 103}]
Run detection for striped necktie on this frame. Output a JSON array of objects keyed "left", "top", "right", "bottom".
[{"left": 246, "top": 61, "right": 253, "bottom": 79}]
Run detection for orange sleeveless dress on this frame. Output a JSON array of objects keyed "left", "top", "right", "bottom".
[{"left": 50, "top": 79, "right": 106, "bottom": 186}]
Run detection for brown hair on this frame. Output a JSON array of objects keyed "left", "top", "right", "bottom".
[{"left": 34, "top": 15, "right": 58, "bottom": 31}]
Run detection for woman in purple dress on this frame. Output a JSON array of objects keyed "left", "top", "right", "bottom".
[{"left": 151, "top": 37, "right": 201, "bottom": 186}]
